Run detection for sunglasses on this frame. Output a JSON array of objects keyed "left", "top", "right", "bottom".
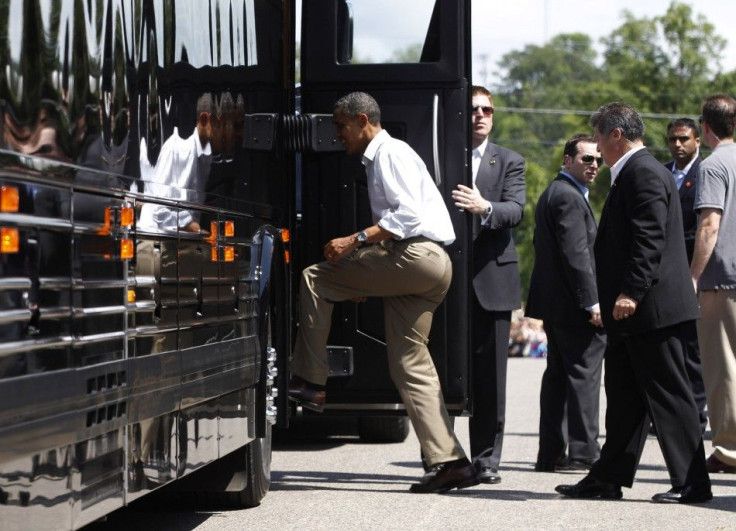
[
  {"left": 471, "top": 105, "right": 494, "bottom": 116},
  {"left": 581, "top": 154, "right": 603, "bottom": 166}
]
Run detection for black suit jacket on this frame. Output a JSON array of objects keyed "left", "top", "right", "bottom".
[
  {"left": 664, "top": 156, "right": 702, "bottom": 264},
  {"left": 594, "top": 149, "right": 699, "bottom": 342},
  {"left": 472, "top": 142, "right": 526, "bottom": 311},
  {"left": 526, "top": 174, "right": 598, "bottom": 327}
]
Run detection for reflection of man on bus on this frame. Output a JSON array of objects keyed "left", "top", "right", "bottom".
[
  {"left": 288, "top": 92, "right": 478, "bottom": 494},
  {"left": 138, "top": 93, "right": 213, "bottom": 233}
]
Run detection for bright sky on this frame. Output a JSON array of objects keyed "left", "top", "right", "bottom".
[
  {"left": 297, "top": 1, "right": 736, "bottom": 88},
  {"left": 472, "top": 0, "right": 736, "bottom": 86}
]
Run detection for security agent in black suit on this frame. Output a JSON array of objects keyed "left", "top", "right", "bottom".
[
  {"left": 556, "top": 102, "right": 711, "bottom": 504},
  {"left": 526, "top": 134, "right": 606, "bottom": 472},
  {"left": 663, "top": 118, "right": 707, "bottom": 433},
  {"left": 451, "top": 86, "right": 525, "bottom": 484}
]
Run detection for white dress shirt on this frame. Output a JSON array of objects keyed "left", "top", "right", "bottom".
[
  {"left": 139, "top": 127, "right": 212, "bottom": 231},
  {"left": 362, "top": 130, "right": 455, "bottom": 245},
  {"left": 472, "top": 138, "right": 488, "bottom": 183},
  {"left": 610, "top": 145, "right": 645, "bottom": 186},
  {"left": 472, "top": 138, "right": 493, "bottom": 224}
]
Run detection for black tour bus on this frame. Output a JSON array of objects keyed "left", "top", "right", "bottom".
[{"left": 0, "top": 1, "right": 472, "bottom": 528}]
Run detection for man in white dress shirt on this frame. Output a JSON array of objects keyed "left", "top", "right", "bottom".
[{"left": 288, "top": 91, "right": 477, "bottom": 494}]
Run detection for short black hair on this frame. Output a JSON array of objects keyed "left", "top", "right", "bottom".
[
  {"left": 334, "top": 92, "right": 381, "bottom": 125},
  {"left": 666, "top": 117, "right": 699, "bottom": 138},
  {"left": 563, "top": 133, "right": 596, "bottom": 159},
  {"left": 590, "top": 102, "right": 644, "bottom": 142}
]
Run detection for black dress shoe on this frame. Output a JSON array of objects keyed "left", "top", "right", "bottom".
[
  {"left": 706, "top": 454, "right": 736, "bottom": 474},
  {"left": 652, "top": 484, "right": 713, "bottom": 504},
  {"left": 555, "top": 475, "right": 622, "bottom": 499},
  {"left": 409, "top": 457, "right": 480, "bottom": 493},
  {"left": 536, "top": 456, "right": 592, "bottom": 473},
  {"left": 556, "top": 458, "right": 594, "bottom": 472},
  {"left": 477, "top": 466, "right": 501, "bottom": 484},
  {"left": 288, "top": 376, "right": 326, "bottom": 413}
]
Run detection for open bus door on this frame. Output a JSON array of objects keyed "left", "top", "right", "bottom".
[{"left": 297, "top": 0, "right": 473, "bottom": 422}]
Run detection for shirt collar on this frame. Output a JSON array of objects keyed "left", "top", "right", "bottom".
[
  {"left": 362, "top": 129, "right": 390, "bottom": 166},
  {"left": 473, "top": 138, "right": 488, "bottom": 158},
  {"left": 610, "top": 145, "right": 646, "bottom": 185},
  {"left": 559, "top": 171, "right": 589, "bottom": 198},
  {"left": 672, "top": 150, "right": 699, "bottom": 175}
]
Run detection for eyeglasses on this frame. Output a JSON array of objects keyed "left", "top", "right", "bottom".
[
  {"left": 581, "top": 154, "right": 603, "bottom": 166},
  {"left": 471, "top": 105, "right": 494, "bottom": 116}
]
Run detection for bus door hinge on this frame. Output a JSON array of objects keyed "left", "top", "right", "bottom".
[{"left": 242, "top": 113, "right": 343, "bottom": 153}]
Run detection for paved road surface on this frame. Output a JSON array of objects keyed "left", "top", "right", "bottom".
[{"left": 94, "top": 358, "right": 736, "bottom": 530}]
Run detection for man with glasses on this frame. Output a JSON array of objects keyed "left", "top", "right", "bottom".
[
  {"left": 556, "top": 102, "right": 711, "bottom": 504},
  {"left": 451, "top": 85, "right": 526, "bottom": 484},
  {"left": 663, "top": 118, "right": 708, "bottom": 435},
  {"left": 691, "top": 94, "right": 736, "bottom": 475},
  {"left": 526, "top": 134, "right": 606, "bottom": 474}
]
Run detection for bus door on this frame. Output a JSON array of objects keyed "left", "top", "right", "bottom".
[{"left": 298, "top": 0, "right": 472, "bottom": 415}]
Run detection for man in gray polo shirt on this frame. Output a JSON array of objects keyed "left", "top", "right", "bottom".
[{"left": 691, "top": 93, "right": 736, "bottom": 475}]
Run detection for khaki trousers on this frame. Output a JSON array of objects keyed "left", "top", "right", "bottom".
[
  {"left": 698, "top": 290, "right": 736, "bottom": 466},
  {"left": 291, "top": 237, "right": 465, "bottom": 466}
]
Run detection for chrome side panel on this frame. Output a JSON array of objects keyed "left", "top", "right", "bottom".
[{"left": 0, "top": 0, "right": 292, "bottom": 528}]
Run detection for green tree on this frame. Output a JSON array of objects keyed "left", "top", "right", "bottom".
[
  {"left": 487, "top": 1, "right": 735, "bottom": 303},
  {"left": 389, "top": 43, "right": 423, "bottom": 63}
]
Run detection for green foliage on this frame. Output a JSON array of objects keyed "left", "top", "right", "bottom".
[{"left": 489, "top": 1, "right": 734, "bottom": 302}]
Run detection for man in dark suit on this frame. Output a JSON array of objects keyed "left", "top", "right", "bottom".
[
  {"left": 556, "top": 102, "right": 711, "bottom": 504},
  {"left": 526, "top": 134, "right": 606, "bottom": 473},
  {"left": 451, "top": 85, "right": 525, "bottom": 484},
  {"left": 663, "top": 118, "right": 707, "bottom": 433}
]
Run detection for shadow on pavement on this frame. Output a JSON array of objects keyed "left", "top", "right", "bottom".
[{"left": 271, "top": 469, "right": 417, "bottom": 493}]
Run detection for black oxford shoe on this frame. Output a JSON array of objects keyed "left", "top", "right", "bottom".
[
  {"left": 477, "top": 466, "right": 501, "bottom": 484},
  {"left": 287, "top": 376, "right": 326, "bottom": 413},
  {"left": 410, "top": 457, "right": 480, "bottom": 494},
  {"left": 555, "top": 475, "right": 622, "bottom": 499},
  {"left": 556, "top": 458, "right": 594, "bottom": 473},
  {"left": 652, "top": 484, "right": 713, "bottom": 504}
]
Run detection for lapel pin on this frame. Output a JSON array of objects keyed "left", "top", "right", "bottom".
[
  {"left": 490, "top": 159, "right": 496, "bottom": 165},
  {"left": 685, "top": 181, "right": 692, "bottom": 187}
]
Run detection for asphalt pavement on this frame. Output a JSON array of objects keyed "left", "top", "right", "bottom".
[{"left": 96, "top": 357, "right": 736, "bottom": 530}]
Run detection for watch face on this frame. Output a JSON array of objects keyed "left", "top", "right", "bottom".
[{"left": 358, "top": 231, "right": 367, "bottom": 242}]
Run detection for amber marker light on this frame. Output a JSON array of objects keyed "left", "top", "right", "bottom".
[
  {"left": 0, "top": 186, "right": 19, "bottom": 212},
  {"left": 224, "top": 220, "right": 235, "bottom": 237},
  {"left": 224, "top": 246, "right": 235, "bottom": 262},
  {"left": 205, "top": 221, "right": 218, "bottom": 245},
  {"left": 280, "top": 228, "right": 290, "bottom": 243},
  {"left": 97, "top": 207, "right": 112, "bottom": 235},
  {"left": 120, "top": 238, "right": 134, "bottom": 259},
  {"left": 211, "top": 247, "right": 218, "bottom": 262},
  {"left": 0, "top": 227, "right": 19, "bottom": 253},
  {"left": 284, "top": 249, "right": 291, "bottom": 264},
  {"left": 120, "top": 206, "right": 134, "bottom": 228},
  {"left": 127, "top": 289, "right": 136, "bottom": 303}
]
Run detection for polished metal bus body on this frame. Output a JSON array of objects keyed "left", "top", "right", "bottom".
[{"left": 0, "top": 1, "right": 291, "bottom": 528}]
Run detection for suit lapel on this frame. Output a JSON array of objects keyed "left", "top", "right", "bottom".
[
  {"left": 680, "top": 158, "right": 699, "bottom": 198},
  {"left": 557, "top": 174, "right": 597, "bottom": 227},
  {"left": 476, "top": 143, "right": 498, "bottom": 187}
]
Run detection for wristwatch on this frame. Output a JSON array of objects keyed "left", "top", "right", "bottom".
[
  {"left": 485, "top": 202, "right": 492, "bottom": 216},
  {"left": 356, "top": 231, "right": 368, "bottom": 247}
]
